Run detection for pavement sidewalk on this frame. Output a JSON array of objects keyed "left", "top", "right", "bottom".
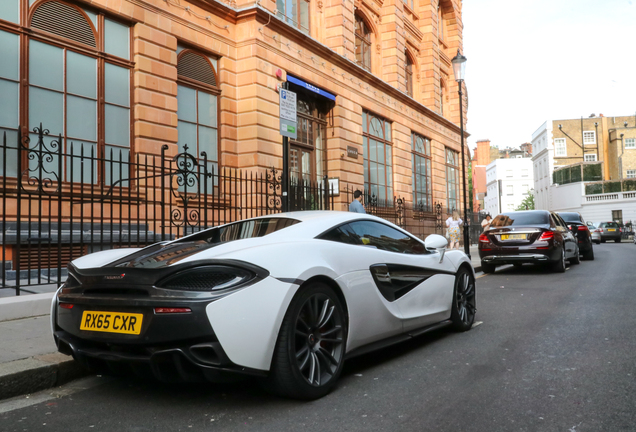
[{"left": 0, "top": 245, "right": 482, "bottom": 401}]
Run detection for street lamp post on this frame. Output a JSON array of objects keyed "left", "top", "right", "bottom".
[{"left": 451, "top": 49, "right": 470, "bottom": 258}]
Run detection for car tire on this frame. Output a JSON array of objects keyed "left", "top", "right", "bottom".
[
  {"left": 615, "top": 238, "right": 621, "bottom": 243},
  {"left": 594, "top": 240, "right": 601, "bottom": 245},
  {"left": 451, "top": 268, "right": 476, "bottom": 332},
  {"left": 481, "top": 262, "right": 496, "bottom": 274},
  {"left": 601, "top": 239, "right": 606, "bottom": 243},
  {"left": 570, "top": 247, "right": 581, "bottom": 265},
  {"left": 552, "top": 248, "right": 566, "bottom": 273},
  {"left": 264, "top": 282, "right": 347, "bottom": 400},
  {"left": 582, "top": 247, "right": 595, "bottom": 260}
]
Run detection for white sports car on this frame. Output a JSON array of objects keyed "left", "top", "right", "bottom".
[{"left": 51, "top": 211, "right": 476, "bottom": 399}]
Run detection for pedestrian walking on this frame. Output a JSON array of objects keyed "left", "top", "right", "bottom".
[
  {"left": 481, "top": 214, "right": 492, "bottom": 231},
  {"left": 446, "top": 210, "right": 462, "bottom": 250},
  {"left": 349, "top": 190, "right": 366, "bottom": 213}
]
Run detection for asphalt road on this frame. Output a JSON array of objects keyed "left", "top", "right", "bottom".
[{"left": 2, "top": 243, "right": 635, "bottom": 432}]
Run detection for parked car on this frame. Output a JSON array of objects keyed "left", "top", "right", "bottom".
[
  {"left": 590, "top": 221, "right": 622, "bottom": 243},
  {"left": 556, "top": 211, "right": 594, "bottom": 260},
  {"left": 478, "top": 210, "right": 579, "bottom": 274},
  {"left": 51, "top": 211, "right": 476, "bottom": 400},
  {"left": 588, "top": 224, "right": 602, "bottom": 244}
]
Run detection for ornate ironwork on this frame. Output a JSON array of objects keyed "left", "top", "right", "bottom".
[
  {"left": 435, "top": 201, "right": 443, "bottom": 234},
  {"left": 19, "top": 124, "right": 62, "bottom": 195},
  {"left": 266, "top": 166, "right": 282, "bottom": 210},
  {"left": 395, "top": 196, "right": 404, "bottom": 228}
]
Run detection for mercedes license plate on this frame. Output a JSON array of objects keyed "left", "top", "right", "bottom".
[{"left": 500, "top": 234, "right": 526, "bottom": 240}]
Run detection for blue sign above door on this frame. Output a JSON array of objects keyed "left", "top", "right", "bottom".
[{"left": 287, "top": 75, "right": 336, "bottom": 101}]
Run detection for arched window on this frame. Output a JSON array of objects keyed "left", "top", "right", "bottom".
[
  {"left": 0, "top": 0, "right": 132, "bottom": 183},
  {"left": 355, "top": 14, "right": 372, "bottom": 71},
  {"left": 405, "top": 52, "right": 414, "bottom": 97},
  {"left": 176, "top": 49, "right": 220, "bottom": 172}
]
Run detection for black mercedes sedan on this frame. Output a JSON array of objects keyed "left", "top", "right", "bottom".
[
  {"left": 478, "top": 210, "right": 579, "bottom": 273},
  {"left": 557, "top": 211, "right": 594, "bottom": 260}
]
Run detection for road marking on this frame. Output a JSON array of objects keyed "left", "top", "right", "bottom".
[{"left": 0, "top": 376, "right": 108, "bottom": 414}]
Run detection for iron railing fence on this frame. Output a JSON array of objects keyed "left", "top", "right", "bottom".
[
  {"left": 342, "top": 187, "right": 485, "bottom": 243},
  {"left": 1, "top": 125, "right": 333, "bottom": 295}
]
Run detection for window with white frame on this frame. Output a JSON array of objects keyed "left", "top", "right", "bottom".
[
  {"left": 583, "top": 131, "right": 596, "bottom": 145},
  {"left": 555, "top": 138, "right": 567, "bottom": 157},
  {"left": 627, "top": 170, "right": 636, "bottom": 178},
  {"left": 522, "top": 168, "right": 529, "bottom": 177},
  {"left": 625, "top": 138, "right": 635, "bottom": 149},
  {"left": 584, "top": 154, "right": 597, "bottom": 162},
  {"left": 522, "top": 184, "right": 529, "bottom": 195},
  {"left": 506, "top": 185, "right": 513, "bottom": 195},
  {"left": 506, "top": 170, "right": 513, "bottom": 177}
]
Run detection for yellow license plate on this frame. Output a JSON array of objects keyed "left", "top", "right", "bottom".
[
  {"left": 607, "top": 229, "right": 616, "bottom": 232},
  {"left": 80, "top": 311, "right": 143, "bottom": 335},
  {"left": 501, "top": 234, "right": 526, "bottom": 240}
]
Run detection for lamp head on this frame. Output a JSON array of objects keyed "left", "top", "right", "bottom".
[{"left": 451, "top": 49, "right": 467, "bottom": 82}]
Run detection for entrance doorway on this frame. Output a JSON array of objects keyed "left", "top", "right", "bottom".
[{"left": 287, "top": 86, "right": 329, "bottom": 186}]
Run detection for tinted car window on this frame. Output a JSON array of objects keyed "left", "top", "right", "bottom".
[
  {"left": 490, "top": 212, "right": 550, "bottom": 227},
  {"left": 183, "top": 218, "right": 300, "bottom": 244},
  {"left": 558, "top": 212, "right": 584, "bottom": 224},
  {"left": 321, "top": 221, "right": 426, "bottom": 254},
  {"left": 317, "top": 223, "right": 361, "bottom": 246},
  {"left": 600, "top": 222, "right": 619, "bottom": 228},
  {"left": 551, "top": 213, "right": 567, "bottom": 229}
]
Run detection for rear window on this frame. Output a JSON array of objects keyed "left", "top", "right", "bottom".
[
  {"left": 558, "top": 212, "right": 583, "bottom": 223},
  {"left": 599, "top": 222, "right": 619, "bottom": 228},
  {"left": 490, "top": 212, "right": 550, "bottom": 227}
]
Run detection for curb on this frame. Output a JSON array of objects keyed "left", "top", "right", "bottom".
[
  {"left": 0, "top": 353, "right": 90, "bottom": 401},
  {"left": 0, "top": 293, "right": 55, "bottom": 323}
]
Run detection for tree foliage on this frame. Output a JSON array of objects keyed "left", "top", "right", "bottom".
[{"left": 515, "top": 190, "right": 535, "bottom": 211}]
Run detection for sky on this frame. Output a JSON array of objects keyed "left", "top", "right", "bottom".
[{"left": 462, "top": 0, "right": 636, "bottom": 152}]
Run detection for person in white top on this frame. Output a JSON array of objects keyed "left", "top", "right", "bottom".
[
  {"left": 481, "top": 214, "right": 492, "bottom": 231},
  {"left": 445, "top": 210, "right": 463, "bottom": 250}
]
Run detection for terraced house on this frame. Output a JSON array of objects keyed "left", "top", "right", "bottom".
[{"left": 0, "top": 0, "right": 467, "bottom": 284}]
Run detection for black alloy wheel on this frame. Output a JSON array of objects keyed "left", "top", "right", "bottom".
[
  {"left": 451, "top": 268, "right": 476, "bottom": 332},
  {"left": 265, "top": 282, "right": 346, "bottom": 400},
  {"left": 552, "top": 247, "right": 566, "bottom": 273}
]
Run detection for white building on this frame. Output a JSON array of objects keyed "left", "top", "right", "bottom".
[
  {"left": 484, "top": 158, "right": 534, "bottom": 216},
  {"left": 549, "top": 182, "right": 636, "bottom": 226},
  {"left": 531, "top": 121, "right": 554, "bottom": 210}
]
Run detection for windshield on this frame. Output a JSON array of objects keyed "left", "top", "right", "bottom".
[
  {"left": 490, "top": 212, "right": 550, "bottom": 227},
  {"left": 558, "top": 213, "right": 583, "bottom": 223},
  {"left": 599, "top": 222, "right": 619, "bottom": 228}
]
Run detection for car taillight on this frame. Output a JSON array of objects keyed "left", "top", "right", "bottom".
[
  {"left": 154, "top": 307, "right": 192, "bottom": 314},
  {"left": 479, "top": 233, "right": 489, "bottom": 242},
  {"left": 539, "top": 231, "right": 554, "bottom": 240},
  {"left": 59, "top": 303, "right": 73, "bottom": 309},
  {"left": 619, "top": 228, "right": 623, "bottom": 233},
  {"left": 577, "top": 226, "right": 589, "bottom": 232}
]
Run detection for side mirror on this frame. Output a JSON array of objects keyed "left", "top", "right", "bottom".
[{"left": 425, "top": 234, "right": 448, "bottom": 263}]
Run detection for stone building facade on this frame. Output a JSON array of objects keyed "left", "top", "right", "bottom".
[
  {"left": 552, "top": 115, "right": 636, "bottom": 181},
  {"left": 0, "top": 0, "right": 467, "bottom": 234}
]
